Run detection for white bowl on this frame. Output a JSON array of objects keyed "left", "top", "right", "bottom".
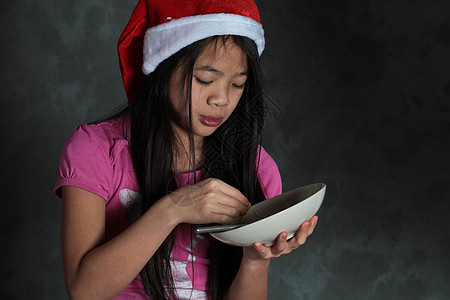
[{"left": 210, "top": 183, "right": 326, "bottom": 247}]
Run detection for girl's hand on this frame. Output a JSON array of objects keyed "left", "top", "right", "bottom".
[
  {"left": 243, "top": 216, "right": 318, "bottom": 263},
  {"left": 163, "top": 178, "right": 250, "bottom": 225}
]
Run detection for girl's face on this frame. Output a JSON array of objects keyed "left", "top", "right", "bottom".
[{"left": 169, "top": 38, "right": 248, "bottom": 146}]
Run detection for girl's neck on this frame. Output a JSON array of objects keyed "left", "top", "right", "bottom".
[
  {"left": 173, "top": 154, "right": 204, "bottom": 173},
  {"left": 172, "top": 127, "right": 204, "bottom": 173},
  {"left": 173, "top": 145, "right": 204, "bottom": 173}
]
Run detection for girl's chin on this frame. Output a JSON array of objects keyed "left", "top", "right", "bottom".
[{"left": 194, "top": 126, "right": 220, "bottom": 139}]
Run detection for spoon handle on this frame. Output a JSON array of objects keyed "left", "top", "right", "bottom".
[{"left": 194, "top": 224, "right": 244, "bottom": 234}]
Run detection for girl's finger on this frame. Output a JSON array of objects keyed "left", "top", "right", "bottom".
[
  {"left": 253, "top": 242, "right": 267, "bottom": 255},
  {"left": 205, "top": 179, "right": 249, "bottom": 209},
  {"left": 210, "top": 213, "right": 234, "bottom": 225},
  {"left": 289, "top": 221, "right": 310, "bottom": 247},
  {"left": 208, "top": 189, "right": 249, "bottom": 216},
  {"left": 209, "top": 198, "right": 242, "bottom": 219},
  {"left": 308, "top": 216, "right": 318, "bottom": 235},
  {"left": 272, "top": 232, "right": 288, "bottom": 256}
]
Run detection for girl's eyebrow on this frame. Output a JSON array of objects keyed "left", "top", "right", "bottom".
[{"left": 194, "top": 65, "right": 248, "bottom": 77}]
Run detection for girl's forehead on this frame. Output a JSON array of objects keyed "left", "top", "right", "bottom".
[{"left": 195, "top": 39, "right": 248, "bottom": 71}]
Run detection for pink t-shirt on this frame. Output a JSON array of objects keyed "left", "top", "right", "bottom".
[{"left": 54, "top": 117, "right": 282, "bottom": 299}]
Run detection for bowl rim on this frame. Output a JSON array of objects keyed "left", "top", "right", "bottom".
[{"left": 211, "top": 182, "right": 326, "bottom": 236}]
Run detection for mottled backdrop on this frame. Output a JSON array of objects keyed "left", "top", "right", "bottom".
[{"left": 1, "top": 0, "right": 449, "bottom": 299}]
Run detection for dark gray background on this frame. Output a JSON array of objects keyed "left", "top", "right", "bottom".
[{"left": 1, "top": 0, "right": 449, "bottom": 299}]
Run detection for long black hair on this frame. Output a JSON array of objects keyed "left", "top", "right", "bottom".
[{"left": 114, "top": 35, "right": 267, "bottom": 299}]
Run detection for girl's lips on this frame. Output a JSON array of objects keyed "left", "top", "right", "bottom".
[{"left": 199, "top": 115, "right": 223, "bottom": 127}]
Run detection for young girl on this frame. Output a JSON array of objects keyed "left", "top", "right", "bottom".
[{"left": 55, "top": 0, "right": 318, "bottom": 299}]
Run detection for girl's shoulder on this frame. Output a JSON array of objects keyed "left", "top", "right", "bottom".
[
  {"left": 60, "top": 117, "right": 131, "bottom": 173},
  {"left": 257, "top": 145, "right": 279, "bottom": 171},
  {"left": 257, "top": 146, "right": 283, "bottom": 198},
  {"left": 64, "top": 117, "right": 131, "bottom": 154},
  {"left": 70, "top": 117, "right": 129, "bottom": 144},
  {"left": 55, "top": 117, "right": 132, "bottom": 200}
]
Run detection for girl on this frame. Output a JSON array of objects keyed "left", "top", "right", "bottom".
[{"left": 55, "top": 0, "right": 318, "bottom": 299}]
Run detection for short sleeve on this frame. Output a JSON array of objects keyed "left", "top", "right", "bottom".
[
  {"left": 257, "top": 146, "right": 282, "bottom": 199},
  {"left": 54, "top": 124, "right": 113, "bottom": 200}
]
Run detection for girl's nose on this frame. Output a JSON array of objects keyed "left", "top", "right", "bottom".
[{"left": 207, "top": 86, "right": 229, "bottom": 107}]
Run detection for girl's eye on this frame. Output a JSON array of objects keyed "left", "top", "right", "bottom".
[
  {"left": 233, "top": 82, "right": 246, "bottom": 89},
  {"left": 195, "top": 77, "right": 212, "bottom": 85}
]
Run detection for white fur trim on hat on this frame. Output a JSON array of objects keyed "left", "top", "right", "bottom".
[{"left": 142, "top": 13, "right": 265, "bottom": 75}]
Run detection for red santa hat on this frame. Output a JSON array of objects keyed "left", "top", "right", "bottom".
[{"left": 118, "top": 0, "right": 265, "bottom": 101}]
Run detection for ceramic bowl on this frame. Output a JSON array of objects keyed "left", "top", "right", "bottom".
[{"left": 209, "top": 183, "right": 326, "bottom": 247}]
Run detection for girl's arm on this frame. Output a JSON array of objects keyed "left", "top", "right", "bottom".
[
  {"left": 224, "top": 255, "right": 270, "bottom": 300},
  {"left": 61, "top": 178, "right": 249, "bottom": 300},
  {"left": 61, "top": 186, "right": 178, "bottom": 299},
  {"left": 224, "top": 216, "right": 318, "bottom": 300}
]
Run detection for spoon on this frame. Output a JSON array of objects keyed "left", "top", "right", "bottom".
[{"left": 194, "top": 224, "right": 245, "bottom": 234}]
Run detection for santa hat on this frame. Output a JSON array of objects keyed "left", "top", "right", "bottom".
[{"left": 118, "top": 0, "right": 265, "bottom": 101}]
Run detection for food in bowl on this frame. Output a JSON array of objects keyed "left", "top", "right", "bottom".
[{"left": 203, "top": 183, "right": 326, "bottom": 247}]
